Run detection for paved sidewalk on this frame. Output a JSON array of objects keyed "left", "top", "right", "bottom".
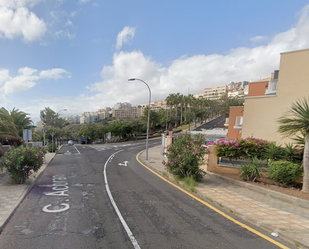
[
  {"left": 0, "top": 153, "right": 55, "bottom": 232},
  {"left": 139, "top": 146, "right": 309, "bottom": 249}
]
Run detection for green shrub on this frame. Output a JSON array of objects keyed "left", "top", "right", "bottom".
[
  {"left": 0, "top": 145, "right": 45, "bottom": 183},
  {"left": 264, "top": 142, "right": 286, "bottom": 162},
  {"left": 213, "top": 137, "right": 270, "bottom": 160},
  {"left": 239, "top": 157, "right": 262, "bottom": 181},
  {"left": 164, "top": 133, "right": 207, "bottom": 181},
  {"left": 46, "top": 142, "right": 57, "bottom": 153},
  {"left": 283, "top": 143, "right": 303, "bottom": 164},
  {"left": 269, "top": 160, "right": 303, "bottom": 185}
]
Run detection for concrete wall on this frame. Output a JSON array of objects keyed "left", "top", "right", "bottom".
[
  {"left": 201, "top": 146, "right": 240, "bottom": 175},
  {"left": 242, "top": 48, "right": 309, "bottom": 144}
]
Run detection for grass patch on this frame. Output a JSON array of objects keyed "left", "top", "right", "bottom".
[
  {"left": 206, "top": 197, "right": 213, "bottom": 202},
  {"left": 162, "top": 172, "right": 168, "bottom": 178},
  {"left": 183, "top": 176, "right": 197, "bottom": 192},
  {"left": 5, "top": 179, "right": 16, "bottom": 185},
  {"left": 173, "top": 176, "right": 181, "bottom": 184},
  {"left": 175, "top": 124, "right": 190, "bottom": 131}
]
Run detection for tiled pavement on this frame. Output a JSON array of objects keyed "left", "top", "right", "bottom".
[{"left": 0, "top": 153, "right": 55, "bottom": 231}]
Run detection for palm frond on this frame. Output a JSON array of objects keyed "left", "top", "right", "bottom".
[{"left": 278, "top": 96, "right": 309, "bottom": 137}]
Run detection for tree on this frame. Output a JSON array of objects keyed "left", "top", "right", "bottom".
[
  {"left": 278, "top": 96, "right": 309, "bottom": 193},
  {"left": 165, "top": 94, "right": 176, "bottom": 130},
  {"left": 142, "top": 107, "right": 159, "bottom": 134},
  {"left": 0, "top": 107, "right": 31, "bottom": 146},
  {"left": 219, "top": 94, "right": 244, "bottom": 117},
  {"left": 179, "top": 94, "right": 184, "bottom": 125},
  {"left": 40, "top": 107, "right": 68, "bottom": 128},
  {"left": 173, "top": 93, "right": 181, "bottom": 127},
  {"left": 79, "top": 123, "right": 100, "bottom": 143}
]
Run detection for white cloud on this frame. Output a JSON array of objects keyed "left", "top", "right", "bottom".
[
  {"left": 116, "top": 26, "right": 136, "bottom": 50},
  {"left": 0, "top": 67, "right": 71, "bottom": 95},
  {"left": 79, "top": 0, "right": 91, "bottom": 4},
  {"left": 0, "top": 6, "right": 46, "bottom": 42},
  {"left": 65, "top": 19, "right": 73, "bottom": 26},
  {"left": 55, "top": 29, "right": 75, "bottom": 39},
  {"left": 40, "top": 68, "right": 71, "bottom": 79},
  {"left": 250, "top": 35, "right": 268, "bottom": 44},
  {"left": 0, "top": 0, "right": 42, "bottom": 9},
  {"left": 3, "top": 67, "right": 38, "bottom": 94}
]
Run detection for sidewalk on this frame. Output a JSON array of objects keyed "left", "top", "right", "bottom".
[
  {"left": 139, "top": 146, "right": 309, "bottom": 249},
  {"left": 0, "top": 153, "right": 55, "bottom": 232}
]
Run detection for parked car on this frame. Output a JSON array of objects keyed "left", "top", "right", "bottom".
[{"left": 68, "top": 140, "right": 74, "bottom": 146}]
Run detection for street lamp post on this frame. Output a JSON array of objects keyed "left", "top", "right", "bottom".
[
  {"left": 128, "top": 78, "right": 151, "bottom": 160},
  {"left": 56, "top": 109, "right": 67, "bottom": 145},
  {"left": 57, "top": 108, "right": 67, "bottom": 116}
]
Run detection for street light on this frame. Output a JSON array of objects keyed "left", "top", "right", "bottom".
[
  {"left": 128, "top": 78, "right": 151, "bottom": 160},
  {"left": 57, "top": 109, "right": 67, "bottom": 115},
  {"left": 56, "top": 109, "right": 67, "bottom": 145}
]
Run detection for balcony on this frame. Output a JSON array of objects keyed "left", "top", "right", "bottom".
[
  {"left": 233, "top": 116, "right": 243, "bottom": 130},
  {"left": 265, "top": 79, "right": 278, "bottom": 95}
]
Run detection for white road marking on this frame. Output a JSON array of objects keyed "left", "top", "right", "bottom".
[
  {"left": 103, "top": 151, "right": 141, "bottom": 249},
  {"left": 74, "top": 145, "right": 81, "bottom": 154},
  {"left": 118, "top": 161, "right": 129, "bottom": 167}
]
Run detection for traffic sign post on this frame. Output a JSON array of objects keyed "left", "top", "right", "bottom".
[
  {"left": 51, "top": 132, "right": 55, "bottom": 153},
  {"left": 23, "top": 129, "right": 32, "bottom": 147},
  {"left": 42, "top": 127, "right": 46, "bottom": 149}
]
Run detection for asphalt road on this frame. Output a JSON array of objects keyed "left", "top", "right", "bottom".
[
  {"left": 0, "top": 141, "right": 291, "bottom": 249},
  {"left": 193, "top": 115, "right": 226, "bottom": 131}
]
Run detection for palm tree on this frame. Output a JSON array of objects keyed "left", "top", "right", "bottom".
[
  {"left": 173, "top": 93, "right": 181, "bottom": 127},
  {"left": 0, "top": 107, "right": 29, "bottom": 146},
  {"left": 165, "top": 94, "right": 174, "bottom": 118},
  {"left": 9, "top": 108, "right": 33, "bottom": 136},
  {"left": 179, "top": 94, "right": 184, "bottom": 126},
  {"left": 278, "top": 96, "right": 309, "bottom": 193},
  {"left": 166, "top": 93, "right": 176, "bottom": 130}
]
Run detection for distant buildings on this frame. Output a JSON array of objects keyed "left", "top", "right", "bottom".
[
  {"left": 114, "top": 102, "right": 132, "bottom": 109},
  {"left": 65, "top": 115, "right": 80, "bottom": 123},
  {"left": 112, "top": 106, "right": 142, "bottom": 119},
  {"left": 204, "top": 84, "right": 227, "bottom": 100},
  {"left": 78, "top": 107, "right": 111, "bottom": 124}
]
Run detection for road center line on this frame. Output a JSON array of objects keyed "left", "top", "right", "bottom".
[{"left": 103, "top": 150, "right": 141, "bottom": 249}]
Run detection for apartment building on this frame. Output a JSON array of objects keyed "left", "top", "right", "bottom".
[
  {"left": 79, "top": 107, "right": 111, "bottom": 124},
  {"left": 204, "top": 84, "right": 227, "bottom": 100},
  {"left": 227, "top": 81, "right": 249, "bottom": 97},
  {"left": 112, "top": 107, "right": 143, "bottom": 119},
  {"left": 227, "top": 48, "right": 309, "bottom": 144},
  {"left": 140, "top": 100, "right": 168, "bottom": 112},
  {"left": 64, "top": 115, "right": 80, "bottom": 123},
  {"left": 193, "top": 93, "right": 204, "bottom": 99},
  {"left": 114, "top": 102, "right": 132, "bottom": 109}
]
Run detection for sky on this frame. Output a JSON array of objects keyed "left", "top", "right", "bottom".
[{"left": 1, "top": 0, "right": 309, "bottom": 123}]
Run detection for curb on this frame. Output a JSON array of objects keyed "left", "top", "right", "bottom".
[{"left": 0, "top": 153, "right": 55, "bottom": 233}]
